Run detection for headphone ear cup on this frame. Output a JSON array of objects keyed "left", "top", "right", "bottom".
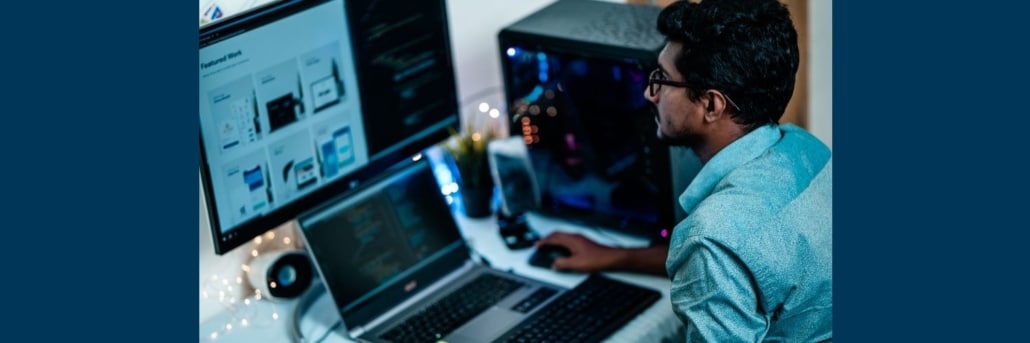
[{"left": 247, "top": 249, "right": 314, "bottom": 300}]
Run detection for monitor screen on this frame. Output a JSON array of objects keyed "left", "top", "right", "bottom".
[
  {"left": 200, "top": 0, "right": 459, "bottom": 254},
  {"left": 502, "top": 45, "right": 675, "bottom": 238}
]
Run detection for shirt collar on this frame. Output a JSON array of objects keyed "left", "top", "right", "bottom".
[{"left": 678, "top": 124, "right": 782, "bottom": 214}]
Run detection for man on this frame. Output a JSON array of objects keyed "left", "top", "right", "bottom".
[{"left": 535, "top": 0, "right": 832, "bottom": 341}]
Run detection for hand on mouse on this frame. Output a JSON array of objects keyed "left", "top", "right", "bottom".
[{"left": 536, "top": 232, "right": 624, "bottom": 272}]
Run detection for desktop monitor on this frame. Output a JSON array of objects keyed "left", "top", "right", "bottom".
[
  {"left": 498, "top": 0, "right": 678, "bottom": 240},
  {"left": 199, "top": 0, "right": 460, "bottom": 254}
]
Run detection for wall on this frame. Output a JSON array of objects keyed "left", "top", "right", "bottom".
[{"left": 808, "top": 0, "right": 832, "bottom": 148}]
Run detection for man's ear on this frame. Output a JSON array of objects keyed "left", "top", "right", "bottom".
[{"left": 703, "top": 90, "right": 724, "bottom": 122}]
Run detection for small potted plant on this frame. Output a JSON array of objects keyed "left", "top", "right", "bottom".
[{"left": 441, "top": 104, "right": 506, "bottom": 218}]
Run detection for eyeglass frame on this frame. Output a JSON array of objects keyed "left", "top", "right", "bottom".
[{"left": 647, "top": 68, "right": 742, "bottom": 112}]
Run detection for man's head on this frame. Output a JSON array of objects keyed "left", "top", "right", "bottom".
[{"left": 646, "top": 0, "right": 798, "bottom": 154}]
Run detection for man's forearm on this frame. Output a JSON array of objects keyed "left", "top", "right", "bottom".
[{"left": 612, "top": 245, "right": 669, "bottom": 277}]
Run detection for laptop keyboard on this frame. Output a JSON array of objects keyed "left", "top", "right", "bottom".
[
  {"left": 381, "top": 273, "right": 526, "bottom": 343},
  {"left": 511, "top": 287, "right": 559, "bottom": 313},
  {"left": 494, "top": 274, "right": 661, "bottom": 343}
]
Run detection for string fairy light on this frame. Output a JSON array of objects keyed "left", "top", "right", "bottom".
[
  {"left": 200, "top": 272, "right": 280, "bottom": 342},
  {"left": 201, "top": 231, "right": 301, "bottom": 342}
]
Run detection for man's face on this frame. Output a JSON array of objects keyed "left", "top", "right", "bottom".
[{"left": 645, "top": 42, "right": 706, "bottom": 148}]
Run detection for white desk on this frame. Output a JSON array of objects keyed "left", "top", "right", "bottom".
[{"left": 200, "top": 211, "right": 683, "bottom": 342}]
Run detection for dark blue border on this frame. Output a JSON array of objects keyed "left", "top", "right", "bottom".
[
  {"left": 837, "top": 1, "right": 1029, "bottom": 341},
  {"left": 5, "top": 2, "right": 196, "bottom": 341}
]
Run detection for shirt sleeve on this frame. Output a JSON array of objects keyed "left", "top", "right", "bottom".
[{"left": 670, "top": 237, "right": 768, "bottom": 342}]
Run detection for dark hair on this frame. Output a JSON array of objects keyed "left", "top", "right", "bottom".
[{"left": 656, "top": 0, "right": 799, "bottom": 130}]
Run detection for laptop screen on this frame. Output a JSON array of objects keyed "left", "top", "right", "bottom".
[{"left": 300, "top": 159, "right": 467, "bottom": 324}]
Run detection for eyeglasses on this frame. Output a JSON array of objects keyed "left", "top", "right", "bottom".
[{"left": 647, "top": 68, "right": 742, "bottom": 112}]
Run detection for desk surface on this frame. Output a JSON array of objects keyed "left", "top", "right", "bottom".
[{"left": 200, "top": 211, "right": 683, "bottom": 342}]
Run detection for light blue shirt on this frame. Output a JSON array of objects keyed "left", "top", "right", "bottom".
[{"left": 666, "top": 124, "right": 832, "bottom": 342}]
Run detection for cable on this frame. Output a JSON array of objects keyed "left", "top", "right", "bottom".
[
  {"left": 290, "top": 280, "right": 345, "bottom": 343},
  {"left": 310, "top": 321, "right": 344, "bottom": 343},
  {"left": 464, "top": 237, "right": 494, "bottom": 268}
]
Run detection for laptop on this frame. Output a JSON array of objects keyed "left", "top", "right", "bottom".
[{"left": 298, "top": 159, "right": 569, "bottom": 343}]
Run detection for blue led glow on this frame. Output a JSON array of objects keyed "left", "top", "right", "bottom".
[
  {"left": 536, "top": 52, "right": 549, "bottom": 83},
  {"left": 521, "top": 86, "right": 544, "bottom": 103}
]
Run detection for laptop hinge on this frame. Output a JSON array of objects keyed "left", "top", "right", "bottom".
[{"left": 357, "top": 261, "right": 480, "bottom": 334}]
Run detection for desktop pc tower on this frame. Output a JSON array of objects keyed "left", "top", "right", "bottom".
[{"left": 497, "top": 0, "right": 701, "bottom": 242}]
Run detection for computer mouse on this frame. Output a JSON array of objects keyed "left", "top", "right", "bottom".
[{"left": 528, "top": 244, "right": 572, "bottom": 269}]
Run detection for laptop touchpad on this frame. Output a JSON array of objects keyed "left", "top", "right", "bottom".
[{"left": 448, "top": 307, "right": 522, "bottom": 341}]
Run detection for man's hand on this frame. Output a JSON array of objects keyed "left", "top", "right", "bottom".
[
  {"left": 536, "top": 231, "right": 670, "bottom": 276},
  {"left": 535, "top": 232, "right": 625, "bottom": 272}
]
